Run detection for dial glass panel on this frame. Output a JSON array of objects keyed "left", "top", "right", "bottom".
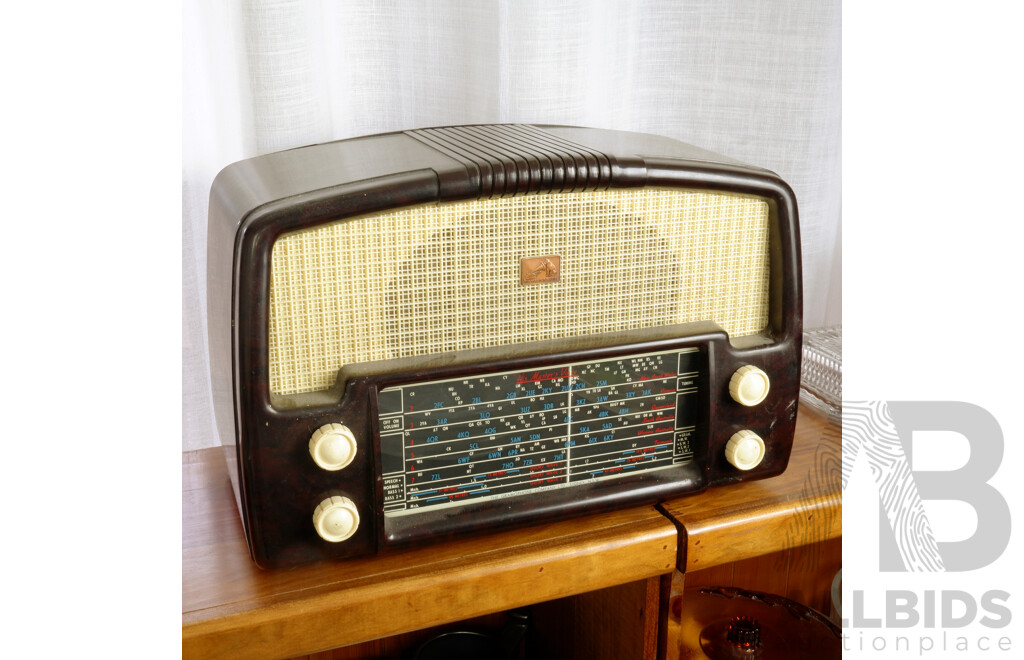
[{"left": 378, "top": 348, "right": 700, "bottom": 517}]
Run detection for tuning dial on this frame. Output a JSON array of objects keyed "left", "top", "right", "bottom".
[
  {"left": 725, "top": 430, "right": 766, "bottom": 471},
  {"left": 309, "top": 423, "right": 357, "bottom": 471},
  {"left": 729, "top": 365, "right": 770, "bottom": 406},
  {"left": 313, "top": 496, "right": 360, "bottom": 543}
]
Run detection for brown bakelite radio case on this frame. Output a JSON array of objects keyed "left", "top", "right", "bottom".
[{"left": 208, "top": 124, "right": 802, "bottom": 568}]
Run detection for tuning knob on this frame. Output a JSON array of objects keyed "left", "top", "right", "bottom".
[
  {"left": 729, "top": 365, "right": 770, "bottom": 406},
  {"left": 313, "top": 496, "right": 360, "bottom": 543},
  {"left": 309, "top": 423, "right": 357, "bottom": 471},
  {"left": 725, "top": 430, "right": 766, "bottom": 471}
]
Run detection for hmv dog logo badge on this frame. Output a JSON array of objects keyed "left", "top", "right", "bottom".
[{"left": 520, "top": 256, "right": 561, "bottom": 285}]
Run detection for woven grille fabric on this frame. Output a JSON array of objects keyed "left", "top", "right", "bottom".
[{"left": 268, "top": 189, "right": 770, "bottom": 395}]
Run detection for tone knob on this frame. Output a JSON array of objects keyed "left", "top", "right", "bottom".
[
  {"left": 725, "top": 430, "right": 766, "bottom": 471},
  {"left": 729, "top": 365, "right": 770, "bottom": 406},
  {"left": 313, "top": 496, "right": 360, "bottom": 543},
  {"left": 309, "top": 423, "right": 357, "bottom": 471}
]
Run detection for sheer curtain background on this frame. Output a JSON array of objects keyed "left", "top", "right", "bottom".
[{"left": 183, "top": 0, "right": 841, "bottom": 452}]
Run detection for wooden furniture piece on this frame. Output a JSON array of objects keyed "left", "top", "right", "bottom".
[
  {"left": 183, "top": 405, "right": 840, "bottom": 659},
  {"left": 658, "top": 406, "right": 842, "bottom": 656},
  {"left": 662, "top": 405, "right": 841, "bottom": 573},
  {"left": 183, "top": 448, "right": 678, "bottom": 659}
]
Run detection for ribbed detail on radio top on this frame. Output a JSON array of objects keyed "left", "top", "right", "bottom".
[
  {"left": 267, "top": 187, "right": 771, "bottom": 397},
  {"left": 406, "top": 124, "right": 612, "bottom": 196}
]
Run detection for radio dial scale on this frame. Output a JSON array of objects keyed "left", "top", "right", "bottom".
[{"left": 378, "top": 349, "right": 699, "bottom": 517}]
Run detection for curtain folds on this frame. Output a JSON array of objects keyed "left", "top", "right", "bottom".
[{"left": 183, "top": 0, "right": 841, "bottom": 451}]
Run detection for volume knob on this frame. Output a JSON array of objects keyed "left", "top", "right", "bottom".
[
  {"left": 313, "top": 496, "right": 360, "bottom": 543},
  {"left": 729, "top": 365, "right": 770, "bottom": 406},
  {"left": 309, "top": 423, "right": 357, "bottom": 471},
  {"left": 725, "top": 430, "right": 766, "bottom": 471}
]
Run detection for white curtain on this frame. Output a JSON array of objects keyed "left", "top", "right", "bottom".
[{"left": 183, "top": 0, "right": 841, "bottom": 451}]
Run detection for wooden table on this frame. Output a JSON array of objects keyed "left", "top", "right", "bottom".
[
  {"left": 183, "top": 405, "right": 840, "bottom": 659},
  {"left": 657, "top": 405, "right": 843, "bottom": 656},
  {"left": 662, "top": 405, "right": 841, "bottom": 571},
  {"left": 183, "top": 449, "right": 679, "bottom": 659}
]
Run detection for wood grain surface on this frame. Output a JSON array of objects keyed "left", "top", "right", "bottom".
[
  {"left": 658, "top": 405, "right": 841, "bottom": 572},
  {"left": 183, "top": 449, "right": 677, "bottom": 659},
  {"left": 682, "top": 537, "right": 842, "bottom": 617}
]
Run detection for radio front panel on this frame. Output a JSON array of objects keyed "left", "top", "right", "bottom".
[{"left": 207, "top": 124, "right": 802, "bottom": 568}]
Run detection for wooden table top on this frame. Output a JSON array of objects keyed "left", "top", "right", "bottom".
[
  {"left": 182, "top": 405, "right": 839, "bottom": 658},
  {"left": 183, "top": 449, "right": 678, "bottom": 659},
  {"left": 658, "top": 405, "right": 842, "bottom": 572}
]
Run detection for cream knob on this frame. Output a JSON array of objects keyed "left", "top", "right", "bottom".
[
  {"left": 729, "top": 365, "right": 770, "bottom": 406},
  {"left": 309, "top": 423, "right": 357, "bottom": 471},
  {"left": 312, "top": 496, "right": 360, "bottom": 543},
  {"left": 725, "top": 430, "right": 766, "bottom": 471}
]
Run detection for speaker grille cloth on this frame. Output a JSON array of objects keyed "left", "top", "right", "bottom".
[{"left": 269, "top": 188, "right": 770, "bottom": 396}]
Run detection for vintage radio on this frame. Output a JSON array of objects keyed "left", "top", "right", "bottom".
[{"left": 207, "top": 124, "right": 802, "bottom": 568}]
